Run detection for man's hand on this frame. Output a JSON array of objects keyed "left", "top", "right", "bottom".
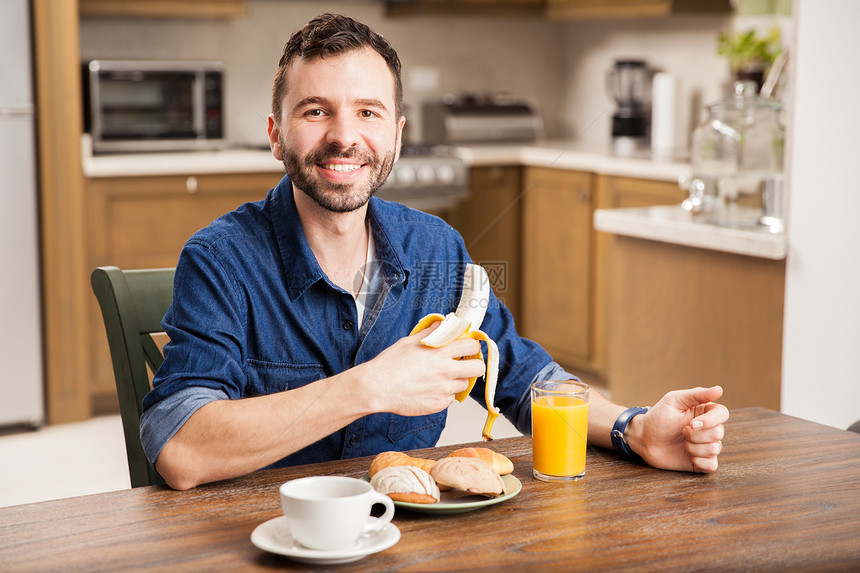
[
  {"left": 357, "top": 325, "right": 486, "bottom": 417},
  {"left": 626, "top": 386, "right": 728, "bottom": 473}
]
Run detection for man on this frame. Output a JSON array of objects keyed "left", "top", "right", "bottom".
[{"left": 141, "top": 13, "right": 727, "bottom": 491}]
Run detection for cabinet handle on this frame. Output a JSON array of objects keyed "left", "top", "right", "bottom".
[
  {"left": 186, "top": 176, "right": 199, "bottom": 193},
  {"left": 578, "top": 188, "right": 591, "bottom": 202}
]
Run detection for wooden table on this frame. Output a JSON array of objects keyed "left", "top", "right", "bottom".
[{"left": 2, "top": 408, "right": 859, "bottom": 572}]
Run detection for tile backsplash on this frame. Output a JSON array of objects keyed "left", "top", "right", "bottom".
[{"left": 80, "top": 0, "right": 737, "bottom": 153}]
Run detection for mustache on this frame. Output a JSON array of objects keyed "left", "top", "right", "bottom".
[{"left": 304, "top": 146, "right": 378, "bottom": 167}]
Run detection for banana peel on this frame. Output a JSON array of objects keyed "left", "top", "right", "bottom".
[{"left": 409, "top": 264, "right": 500, "bottom": 441}]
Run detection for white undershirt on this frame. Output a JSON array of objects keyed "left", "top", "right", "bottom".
[{"left": 353, "top": 221, "right": 375, "bottom": 332}]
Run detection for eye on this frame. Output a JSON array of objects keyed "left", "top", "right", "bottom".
[
  {"left": 304, "top": 108, "right": 325, "bottom": 118},
  {"left": 359, "top": 110, "right": 378, "bottom": 119}
]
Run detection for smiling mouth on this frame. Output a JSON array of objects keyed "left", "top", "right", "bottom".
[{"left": 321, "top": 163, "right": 364, "bottom": 172}]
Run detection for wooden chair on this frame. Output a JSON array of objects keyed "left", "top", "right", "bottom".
[{"left": 91, "top": 266, "right": 174, "bottom": 487}]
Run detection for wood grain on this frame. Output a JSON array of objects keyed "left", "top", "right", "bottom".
[
  {"left": 608, "top": 236, "right": 785, "bottom": 410},
  {"left": 1, "top": 408, "right": 858, "bottom": 572},
  {"left": 521, "top": 168, "right": 594, "bottom": 366},
  {"left": 448, "top": 166, "right": 524, "bottom": 322},
  {"left": 32, "top": 0, "right": 91, "bottom": 423},
  {"left": 85, "top": 172, "right": 281, "bottom": 410}
]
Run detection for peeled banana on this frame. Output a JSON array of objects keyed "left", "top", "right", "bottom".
[{"left": 410, "top": 264, "right": 500, "bottom": 441}]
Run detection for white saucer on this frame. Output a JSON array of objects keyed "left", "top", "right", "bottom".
[{"left": 250, "top": 516, "right": 400, "bottom": 565}]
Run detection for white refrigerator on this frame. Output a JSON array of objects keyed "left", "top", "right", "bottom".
[{"left": 0, "top": 0, "right": 45, "bottom": 428}]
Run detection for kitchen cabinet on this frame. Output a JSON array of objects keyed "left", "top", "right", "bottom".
[
  {"left": 448, "top": 166, "right": 523, "bottom": 321},
  {"left": 520, "top": 168, "right": 594, "bottom": 369},
  {"left": 387, "top": 0, "right": 730, "bottom": 18},
  {"left": 546, "top": 0, "right": 731, "bottom": 19},
  {"left": 85, "top": 172, "right": 281, "bottom": 411},
  {"left": 520, "top": 169, "right": 685, "bottom": 383},
  {"left": 386, "top": 0, "right": 544, "bottom": 17},
  {"left": 591, "top": 175, "right": 687, "bottom": 381},
  {"left": 79, "top": 0, "right": 246, "bottom": 18},
  {"left": 607, "top": 235, "right": 785, "bottom": 411}
]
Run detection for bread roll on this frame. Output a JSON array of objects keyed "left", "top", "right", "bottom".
[
  {"left": 368, "top": 451, "right": 436, "bottom": 478},
  {"left": 430, "top": 457, "right": 506, "bottom": 498},
  {"left": 370, "top": 466, "right": 440, "bottom": 504},
  {"left": 446, "top": 447, "right": 514, "bottom": 475}
]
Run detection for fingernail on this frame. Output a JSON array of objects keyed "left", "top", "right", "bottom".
[{"left": 691, "top": 420, "right": 704, "bottom": 429}]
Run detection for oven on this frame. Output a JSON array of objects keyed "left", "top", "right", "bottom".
[
  {"left": 375, "top": 145, "right": 469, "bottom": 217},
  {"left": 83, "top": 59, "right": 225, "bottom": 153}
]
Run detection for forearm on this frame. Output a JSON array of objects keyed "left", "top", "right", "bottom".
[
  {"left": 586, "top": 389, "right": 627, "bottom": 449},
  {"left": 156, "top": 369, "right": 373, "bottom": 490}
]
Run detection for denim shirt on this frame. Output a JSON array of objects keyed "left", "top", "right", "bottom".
[{"left": 140, "top": 174, "right": 572, "bottom": 469}]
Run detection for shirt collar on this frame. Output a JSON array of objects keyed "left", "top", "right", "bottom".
[{"left": 269, "top": 176, "right": 410, "bottom": 301}]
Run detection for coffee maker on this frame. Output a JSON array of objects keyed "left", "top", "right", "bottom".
[{"left": 607, "top": 59, "right": 650, "bottom": 156}]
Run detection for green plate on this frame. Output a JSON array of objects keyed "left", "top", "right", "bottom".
[{"left": 363, "top": 474, "right": 522, "bottom": 515}]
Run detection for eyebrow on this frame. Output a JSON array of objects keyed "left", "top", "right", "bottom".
[{"left": 292, "top": 96, "right": 390, "bottom": 115}]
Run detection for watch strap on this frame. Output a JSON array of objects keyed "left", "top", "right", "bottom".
[{"left": 611, "top": 406, "right": 649, "bottom": 460}]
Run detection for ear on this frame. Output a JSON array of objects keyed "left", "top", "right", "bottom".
[
  {"left": 267, "top": 114, "right": 283, "bottom": 161},
  {"left": 394, "top": 115, "right": 406, "bottom": 163}
]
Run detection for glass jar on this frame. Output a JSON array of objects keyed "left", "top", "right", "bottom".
[{"left": 681, "top": 81, "right": 785, "bottom": 232}]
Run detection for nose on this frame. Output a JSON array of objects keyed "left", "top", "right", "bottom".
[{"left": 325, "top": 113, "right": 360, "bottom": 149}]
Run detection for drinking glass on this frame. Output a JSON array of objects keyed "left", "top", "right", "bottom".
[{"left": 531, "top": 380, "right": 590, "bottom": 482}]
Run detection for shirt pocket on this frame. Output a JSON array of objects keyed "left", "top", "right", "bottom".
[
  {"left": 245, "top": 359, "right": 326, "bottom": 396},
  {"left": 386, "top": 411, "right": 446, "bottom": 445}
]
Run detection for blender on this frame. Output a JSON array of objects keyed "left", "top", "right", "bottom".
[{"left": 607, "top": 59, "right": 651, "bottom": 156}]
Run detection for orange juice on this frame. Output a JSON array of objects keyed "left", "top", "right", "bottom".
[{"left": 532, "top": 394, "right": 589, "bottom": 479}]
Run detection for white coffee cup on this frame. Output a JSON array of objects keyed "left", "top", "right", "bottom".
[{"left": 279, "top": 476, "right": 395, "bottom": 551}]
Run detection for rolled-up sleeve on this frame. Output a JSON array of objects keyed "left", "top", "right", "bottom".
[
  {"left": 139, "top": 385, "right": 226, "bottom": 464},
  {"left": 140, "top": 238, "right": 248, "bottom": 465}
]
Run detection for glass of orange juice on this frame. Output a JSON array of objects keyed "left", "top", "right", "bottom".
[{"left": 531, "top": 380, "right": 590, "bottom": 482}]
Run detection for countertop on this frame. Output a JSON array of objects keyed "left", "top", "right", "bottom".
[
  {"left": 450, "top": 140, "right": 690, "bottom": 181},
  {"left": 594, "top": 206, "right": 787, "bottom": 260},
  {"left": 84, "top": 138, "right": 786, "bottom": 259},
  {"left": 82, "top": 137, "right": 691, "bottom": 182}
]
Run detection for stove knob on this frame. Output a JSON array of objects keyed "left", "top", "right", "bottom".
[
  {"left": 417, "top": 165, "right": 436, "bottom": 185},
  {"left": 397, "top": 166, "right": 416, "bottom": 185},
  {"left": 435, "top": 164, "right": 456, "bottom": 185}
]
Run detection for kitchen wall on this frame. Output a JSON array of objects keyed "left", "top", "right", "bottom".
[
  {"left": 79, "top": 0, "right": 738, "bottom": 152},
  {"left": 559, "top": 15, "right": 731, "bottom": 154},
  {"left": 781, "top": 0, "right": 860, "bottom": 431},
  {"left": 79, "top": 1, "right": 567, "bottom": 147}
]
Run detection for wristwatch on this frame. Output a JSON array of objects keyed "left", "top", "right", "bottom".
[{"left": 610, "top": 406, "right": 649, "bottom": 461}]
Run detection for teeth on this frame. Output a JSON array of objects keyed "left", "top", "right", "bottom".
[{"left": 323, "top": 163, "right": 361, "bottom": 172}]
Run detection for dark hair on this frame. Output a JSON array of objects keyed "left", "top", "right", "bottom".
[{"left": 271, "top": 13, "right": 403, "bottom": 123}]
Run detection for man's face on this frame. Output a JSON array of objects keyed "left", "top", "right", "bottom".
[{"left": 269, "top": 48, "right": 405, "bottom": 213}]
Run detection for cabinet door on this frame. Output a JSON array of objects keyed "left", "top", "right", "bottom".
[
  {"left": 86, "top": 172, "right": 282, "bottom": 411},
  {"left": 521, "top": 168, "right": 593, "bottom": 365},
  {"left": 80, "top": 0, "right": 246, "bottom": 18},
  {"left": 545, "top": 0, "right": 730, "bottom": 19},
  {"left": 448, "top": 166, "right": 523, "bottom": 321},
  {"left": 598, "top": 174, "right": 687, "bottom": 209},
  {"left": 386, "top": 0, "right": 543, "bottom": 17},
  {"left": 590, "top": 174, "right": 687, "bottom": 381}
]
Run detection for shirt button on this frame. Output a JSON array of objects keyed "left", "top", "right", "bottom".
[
  {"left": 349, "top": 435, "right": 359, "bottom": 446},
  {"left": 342, "top": 320, "right": 354, "bottom": 331}
]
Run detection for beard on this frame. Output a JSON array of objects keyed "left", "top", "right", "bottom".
[{"left": 280, "top": 137, "right": 396, "bottom": 213}]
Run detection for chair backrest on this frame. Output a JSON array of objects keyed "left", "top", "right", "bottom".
[{"left": 91, "top": 266, "right": 175, "bottom": 487}]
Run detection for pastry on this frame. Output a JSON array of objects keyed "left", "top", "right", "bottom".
[
  {"left": 368, "top": 451, "right": 436, "bottom": 477},
  {"left": 430, "top": 456, "right": 506, "bottom": 498},
  {"left": 370, "top": 466, "right": 441, "bottom": 504},
  {"left": 446, "top": 447, "right": 514, "bottom": 475}
]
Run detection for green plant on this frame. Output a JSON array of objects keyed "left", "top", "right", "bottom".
[{"left": 717, "top": 27, "right": 782, "bottom": 72}]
